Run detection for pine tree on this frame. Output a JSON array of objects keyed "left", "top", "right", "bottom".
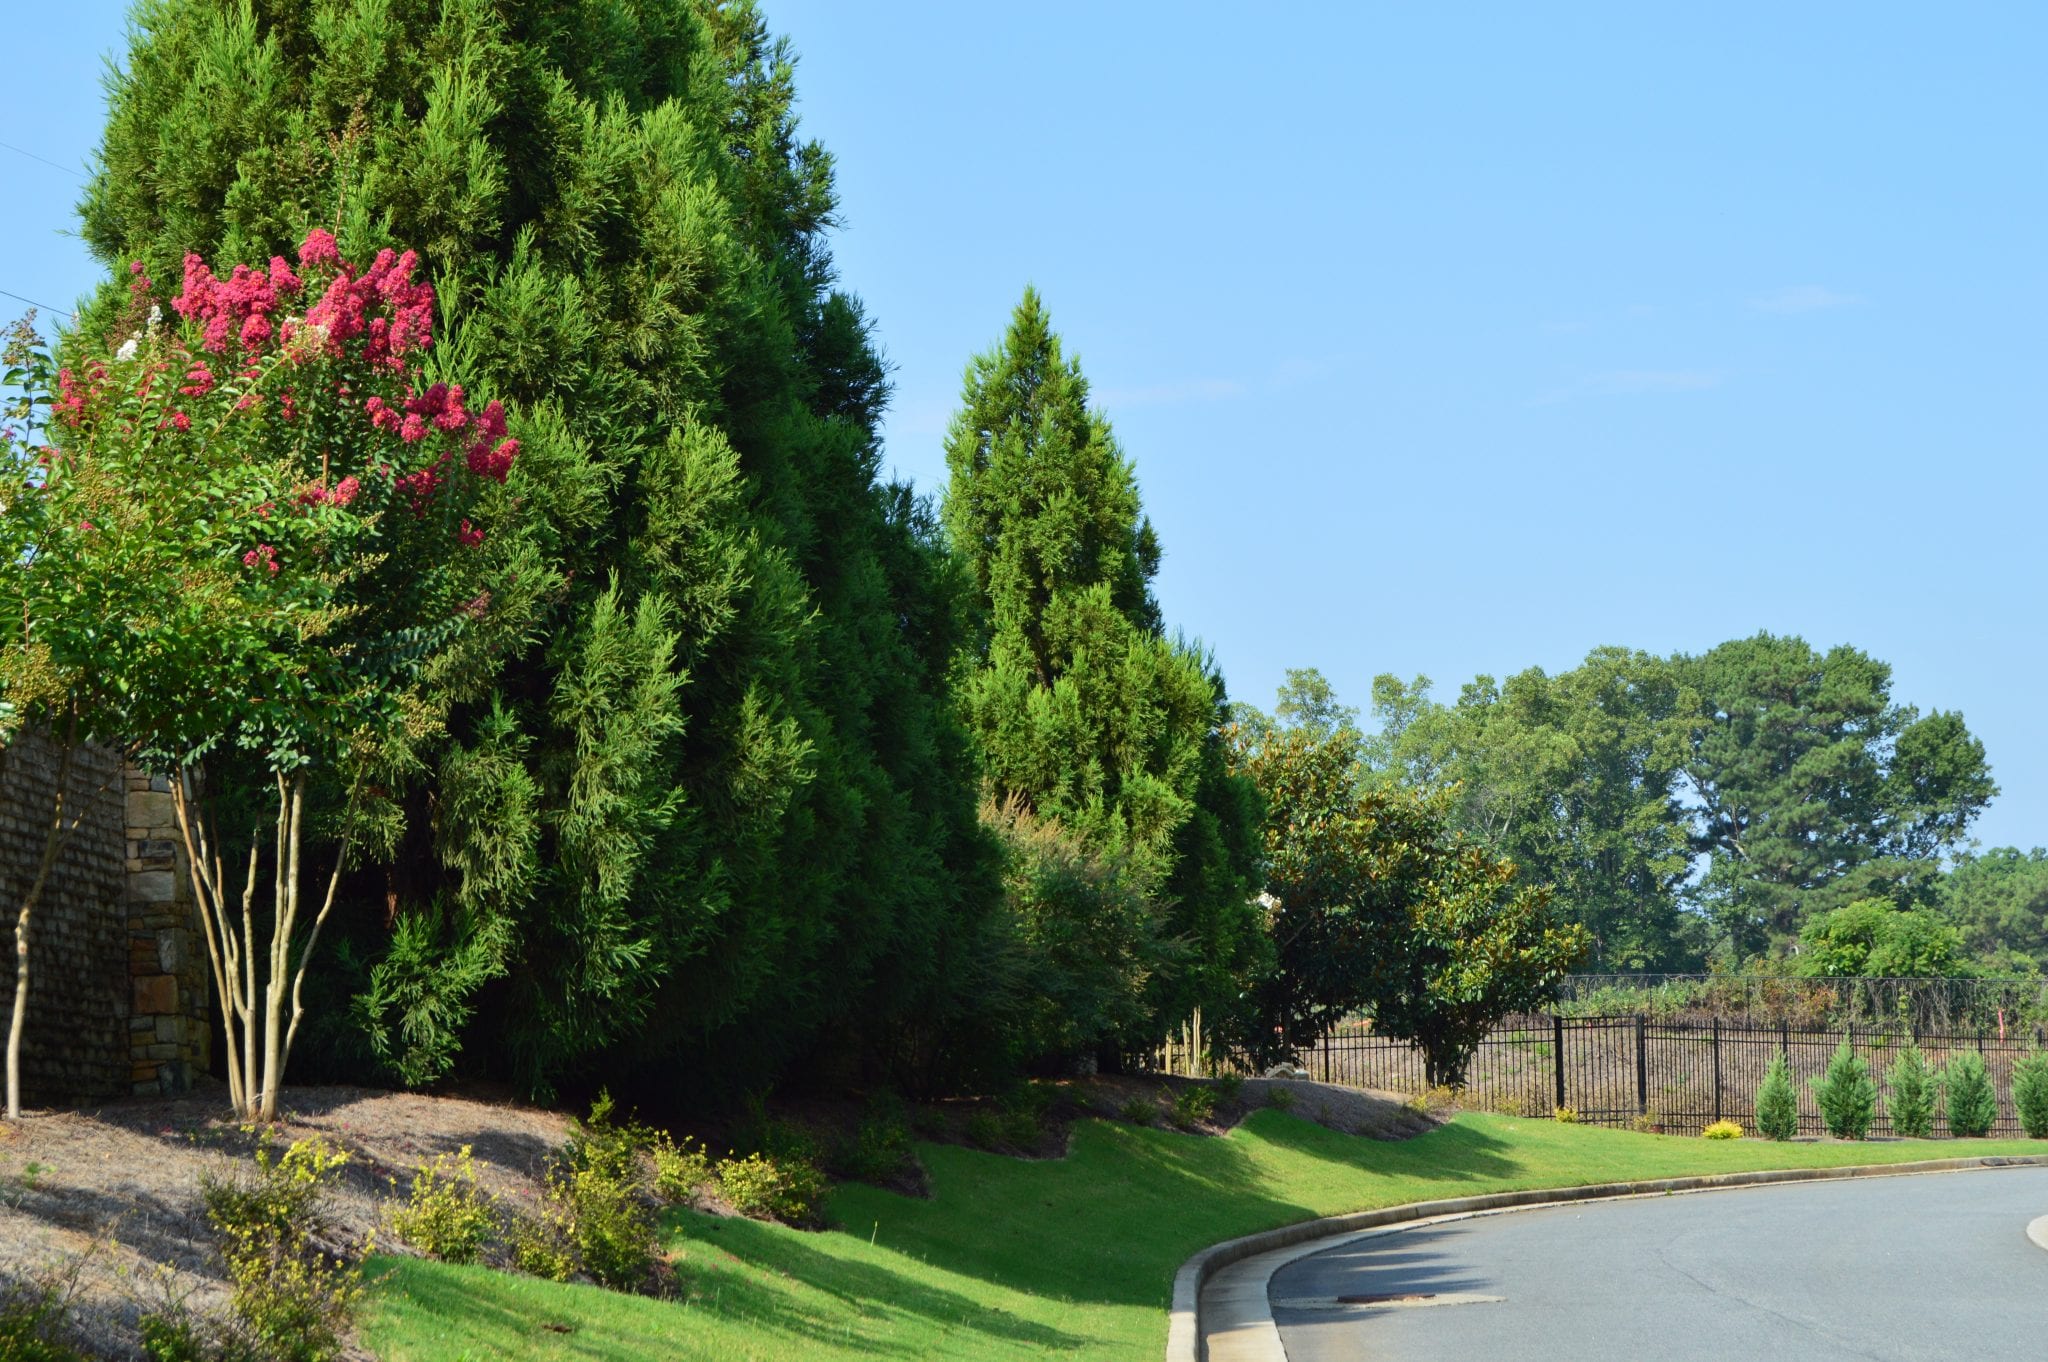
[
  {"left": 82, "top": 0, "right": 997, "bottom": 1095},
  {"left": 1809, "top": 1039, "right": 1877, "bottom": 1139},
  {"left": 1755, "top": 1051, "right": 1798, "bottom": 1140},
  {"left": 1942, "top": 1051, "right": 1998, "bottom": 1137},
  {"left": 1886, "top": 1041, "right": 1936, "bottom": 1139},
  {"left": 941, "top": 291, "right": 1261, "bottom": 1051}
]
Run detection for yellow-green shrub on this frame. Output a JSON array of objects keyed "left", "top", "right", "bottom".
[
  {"left": 386, "top": 1146, "right": 497, "bottom": 1264},
  {"left": 714, "top": 1151, "right": 827, "bottom": 1225},
  {"left": 651, "top": 1133, "right": 713, "bottom": 1203},
  {"left": 200, "top": 1136, "right": 364, "bottom": 1362},
  {"left": 1702, "top": 1119, "right": 1744, "bottom": 1140}
]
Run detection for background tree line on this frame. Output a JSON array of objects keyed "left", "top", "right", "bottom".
[
  {"left": 1341, "top": 635, "right": 2030, "bottom": 979},
  {"left": 3, "top": 0, "right": 2021, "bottom": 1117}
]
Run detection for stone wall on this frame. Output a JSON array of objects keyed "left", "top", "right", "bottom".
[{"left": 0, "top": 730, "right": 210, "bottom": 1104}]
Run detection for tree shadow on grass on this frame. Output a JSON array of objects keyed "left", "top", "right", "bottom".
[
  {"left": 818, "top": 1114, "right": 1530, "bottom": 1313},
  {"left": 674, "top": 1212, "right": 1089, "bottom": 1353},
  {"left": 367, "top": 1228, "right": 1090, "bottom": 1361}
]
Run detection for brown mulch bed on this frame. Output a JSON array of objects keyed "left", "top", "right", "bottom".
[{"left": 0, "top": 1081, "right": 570, "bottom": 1359}]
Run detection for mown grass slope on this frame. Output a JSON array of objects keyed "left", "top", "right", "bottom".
[{"left": 361, "top": 1112, "right": 2045, "bottom": 1360}]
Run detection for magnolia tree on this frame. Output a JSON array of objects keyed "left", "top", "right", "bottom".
[{"left": 12, "top": 232, "right": 519, "bottom": 1120}]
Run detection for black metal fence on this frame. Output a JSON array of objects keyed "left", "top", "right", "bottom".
[
  {"left": 1552, "top": 974, "right": 2048, "bottom": 1034},
  {"left": 1308, "top": 1013, "right": 2048, "bottom": 1138}
]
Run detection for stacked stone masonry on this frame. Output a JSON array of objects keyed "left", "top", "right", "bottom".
[{"left": 0, "top": 729, "right": 209, "bottom": 1103}]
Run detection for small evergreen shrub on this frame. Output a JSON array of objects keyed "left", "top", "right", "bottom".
[
  {"left": 1755, "top": 1052, "right": 1798, "bottom": 1141},
  {"left": 1885, "top": 1042, "right": 1936, "bottom": 1138},
  {"left": 1552, "top": 1105, "right": 1582, "bottom": 1124},
  {"left": 651, "top": 1133, "right": 714, "bottom": 1203},
  {"left": 200, "top": 1137, "right": 364, "bottom": 1362},
  {"left": 1265, "top": 1086, "right": 1295, "bottom": 1112},
  {"left": 1170, "top": 1085, "right": 1217, "bottom": 1129},
  {"left": 2011, "top": 1053, "right": 2048, "bottom": 1138},
  {"left": 1118, "top": 1095, "right": 1156, "bottom": 1126},
  {"left": 1211, "top": 1074, "right": 1245, "bottom": 1106},
  {"left": 1701, "top": 1120, "right": 1743, "bottom": 1140},
  {"left": 1943, "top": 1051, "right": 1998, "bottom": 1137},
  {"left": 386, "top": 1146, "right": 497, "bottom": 1264},
  {"left": 1810, "top": 1040, "right": 1877, "bottom": 1139}
]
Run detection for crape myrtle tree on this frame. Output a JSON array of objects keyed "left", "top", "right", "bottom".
[
  {"left": 1232, "top": 676, "right": 1589, "bottom": 1086},
  {"left": 941, "top": 289, "right": 1263, "bottom": 1061},
  {"left": 84, "top": 0, "right": 998, "bottom": 1096},
  {"left": 12, "top": 234, "right": 527, "bottom": 1120},
  {"left": 0, "top": 315, "right": 144, "bottom": 1121}
]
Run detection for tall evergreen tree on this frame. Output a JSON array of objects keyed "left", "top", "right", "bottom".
[
  {"left": 942, "top": 290, "right": 1260, "bottom": 1048},
  {"left": 82, "top": 0, "right": 997, "bottom": 1096}
]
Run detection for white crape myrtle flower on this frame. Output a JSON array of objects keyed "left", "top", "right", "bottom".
[
  {"left": 147, "top": 303, "right": 163, "bottom": 331},
  {"left": 115, "top": 337, "right": 139, "bottom": 362}
]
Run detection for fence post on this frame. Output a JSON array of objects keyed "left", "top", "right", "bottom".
[
  {"left": 1635, "top": 1015, "right": 1648, "bottom": 1117},
  {"left": 1553, "top": 1015, "right": 1565, "bottom": 1112},
  {"left": 1712, "top": 1017, "right": 1722, "bottom": 1124},
  {"left": 1321, "top": 1030, "right": 1330, "bottom": 1082}
]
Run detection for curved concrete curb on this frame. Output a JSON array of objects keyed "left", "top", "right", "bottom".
[
  {"left": 2029, "top": 1213, "right": 2048, "bottom": 1253},
  {"left": 1166, "top": 1154, "right": 2048, "bottom": 1362}
]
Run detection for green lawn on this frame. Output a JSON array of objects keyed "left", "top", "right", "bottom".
[{"left": 360, "top": 1112, "right": 2045, "bottom": 1361}]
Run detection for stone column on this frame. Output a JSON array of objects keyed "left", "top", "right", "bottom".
[{"left": 124, "top": 768, "right": 210, "bottom": 1095}]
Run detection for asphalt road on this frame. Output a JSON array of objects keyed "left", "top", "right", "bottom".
[{"left": 1270, "top": 1167, "right": 2048, "bottom": 1362}]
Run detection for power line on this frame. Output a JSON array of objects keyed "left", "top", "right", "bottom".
[
  {"left": 0, "top": 140, "right": 85, "bottom": 181},
  {"left": 0, "top": 288, "right": 74, "bottom": 318}
]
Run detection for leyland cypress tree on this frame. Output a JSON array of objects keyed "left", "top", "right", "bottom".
[
  {"left": 82, "top": 0, "right": 996, "bottom": 1094},
  {"left": 942, "top": 291, "right": 1261, "bottom": 1048}
]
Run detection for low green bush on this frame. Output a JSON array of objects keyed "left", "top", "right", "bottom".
[
  {"left": 1211, "top": 1074, "right": 1244, "bottom": 1106},
  {"left": 1943, "top": 1051, "right": 1998, "bottom": 1137},
  {"left": 1118, "top": 1095, "right": 1156, "bottom": 1126},
  {"left": 1886, "top": 1042, "right": 1936, "bottom": 1139},
  {"left": 1810, "top": 1040, "right": 1877, "bottom": 1140},
  {"left": 1265, "top": 1086, "right": 1295, "bottom": 1112},
  {"left": 837, "top": 1113, "right": 914, "bottom": 1186},
  {"left": 2011, "top": 1053, "right": 2048, "bottom": 1138},
  {"left": 964, "top": 1110, "right": 1006, "bottom": 1150},
  {"left": 1755, "top": 1052, "right": 1797, "bottom": 1141},
  {"left": 1170, "top": 1085, "right": 1216, "bottom": 1130},
  {"left": 715, "top": 1151, "right": 828, "bottom": 1226},
  {"left": 385, "top": 1146, "right": 497, "bottom": 1264}
]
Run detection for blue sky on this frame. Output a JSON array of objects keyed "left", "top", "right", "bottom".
[{"left": 4, "top": 3, "right": 2043, "bottom": 850}]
